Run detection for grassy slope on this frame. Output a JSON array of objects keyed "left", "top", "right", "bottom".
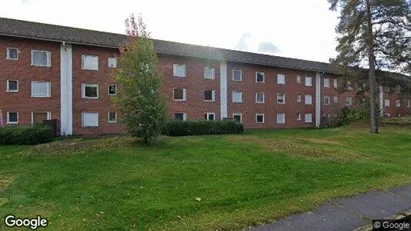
[{"left": 1, "top": 126, "right": 411, "bottom": 230}]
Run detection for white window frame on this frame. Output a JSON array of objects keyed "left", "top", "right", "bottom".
[
  {"left": 108, "top": 57, "right": 117, "bottom": 68},
  {"left": 204, "top": 89, "right": 216, "bottom": 102},
  {"left": 31, "top": 112, "right": 51, "bottom": 124},
  {"left": 297, "top": 94, "right": 302, "bottom": 102},
  {"left": 333, "top": 96, "right": 338, "bottom": 104},
  {"left": 296, "top": 113, "right": 302, "bottom": 121},
  {"left": 305, "top": 95, "right": 313, "bottom": 105},
  {"left": 31, "top": 50, "right": 51, "bottom": 67},
  {"left": 31, "top": 81, "right": 51, "bottom": 98},
  {"left": 232, "top": 69, "right": 242, "bottom": 81},
  {"left": 256, "top": 72, "right": 265, "bottom": 83},
  {"left": 81, "top": 112, "right": 99, "bottom": 127},
  {"left": 81, "top": 55, "right": 99, "bottom": 71},
  {"left": 233, "top": 113, "right": 242, "bottom": 123},
  {"left": 82, "top": 83, "right": 99, "bottom": 99},
  {"left": 173, "top": 64, "right": 186, "bottom": 77},
  {"left": 333, "top": 79, "right": 338, "bottom": 88},
  {"left": 255, "top": 92, "right": 265, "bottom": 103},
  {"left": 305, "top": 113, "right": 313, "bottom": 123},
  {"left": 173, "top": 88, "right": 187, "bottom": 101},
  {"left": 256, "top": 113, "right": 265, "bottom": 124},
  {"left": 206, "top": 112, "right": 216, "bottom": 121},
  {"left": 297, "top": 75, "right": 302, "bottom": 83},
  {"left": 232, "top": 91, "right": 243, "bottom": 103},
  {"left": 204, "top": 67, "right": 215, "bottom": 80},
  {"left": 396, "top": 99, "right": 401, "bottom": 107},
  {"left": 6, "top": 47, "right": 19, "bottom": 60},
  {"left": 174, "top": 112, "right": 187, "bottom": 121},
  {"left": 407, "top": 100, "right": 411, "bottom": 108},
  {"left": 108, "top": 112, "right": 118, "bottom": 123},
  {"left": 305, "top": 76, "right": 312, "bottom": 87},
  {"left": 346, "top": 97, "right": 353, "bottom": 106},
  {"left": 108, "top": 84, "right": 117, "bottom": 96},
  {"left": 324, "top": 96, "right": 330, "bottom": 105},
  {"left": 6, "top": 80, "right": 19, "bottom": 92},
  {"left": 277, "top": 93, "right": 286, "bottom": 104},
  {"left": 324, "top": 78, "right": 330, "bottom": 88},
  {"left": 277, "top": 74, "right": 285, "bottom": 85},
  {"left": 384, "top": 99, "right": 390, "bottom": 107},
  {"left": 277, "top": 113, "right": 285, "bottom": 124},
  {"left": 6, "top": 112, "right": 19, "bottom": 124}
]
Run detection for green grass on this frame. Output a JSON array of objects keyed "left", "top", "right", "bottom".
[{"left": 1, "top": 126, "right": 411, "bottom": 230}]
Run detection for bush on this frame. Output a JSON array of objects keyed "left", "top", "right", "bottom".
[
  {"left": 0, "top": 124, "right": 55, "bottom": 145},
  {"left": 162, "top": 120, "right": 244, "bottom": 136}
]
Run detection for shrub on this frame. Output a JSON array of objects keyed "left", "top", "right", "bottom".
[
  {"left": 163, "top": 120, "right": 244, "bottom": 136},
  {"left": 0, "top": 124, "right": 55, "bottom": 145}
]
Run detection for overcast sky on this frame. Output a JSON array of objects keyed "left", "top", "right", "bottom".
[{"left": 1, "top": 0, "right": 340, "bottom": 63}]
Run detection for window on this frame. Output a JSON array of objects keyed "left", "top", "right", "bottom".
[
  {"left": 256, "top": 72, "right": 265, "bottom": 83},
  {"left": 204, "top": 89, "right": 215, "bottom": 102},
  {"left": 173, "top": 64, "right": 186, "bottom": 77},
  {"left": 305, "top": 76, "right": 312, "bottom": 86},
  {"left": 204, "top": 67, "right": 215, "bottom": 79},
  {"left": 256, "top": 113, "right": 264, "bottom": 123},
  {"left": 296, "top": 113, "right": 302, "bottom": 121},
  {"left": 82, "top": 84, "right": 99, "bottom": 99},
  {"left": 31, "top": 50, "right": 51, "bottom": 67},
  {"left": 277, "top": 113, "right": 285, "bottom": 124},
  {"left": 82, "top": 112, "right": 99, "bottom": 127},
  {"left": 324, "top": 96, "right": 330, "bottom": 105},
  {"left": 396, "top": 85, "right": 401, "bottom": 93},
  {"left": 205, "top": 112, "right": 215, "bottom": 121},
  {"left": 31, "top": 112, "right": 51, "bottom": 124},
  {"left": 324, "top": 78, "right": 330, "bottom": 88},
  {"left": 277, "top": 74, "right": 285, "bottom": 84},
  {"left": 384, "top": 99, "right": 390, "bottom": 107},
  {"left": 82, "top": 55, "right": 99, "bottom": 70},
  {"left": 173, "top": 88, "right": 186, "bottom": 101},
  {"left": 385, "top": 113, "right": 391, "bottom": 117},
  {"left": 396, "top": 99, "right": 401, "bottom": 107},
  {"left": 6, "top": 47, "right": 18, "bottom": 60},
  {"left": 108, "top": 84, "right": 117, "bottom": 95},
  {"left": 232, "top": 91, "right": 243, "bottom": 103},
  {"left": 346, "top": 81, "right": 353, "bottom": 90},
  {"left": 408, "top": 100, "right": 411, "bottom": 108},
  {"left": 7, "top": 112, "right": 18, "bottom": 124},
  {"left": 333, "top": 96, "right": 338, "bottom": 104},
  {"left": 108, "top": 112, "right": 117, "bottom": 123},
  {"left": 277, "top": 93, "right": 286, "bottom": 104},
  {"left": 297, "top": 75, "right": 302, "bottom": 83},
  {"left": 256, "top": 92, "right": 265, "bottom": 103},
  {"left": 108, "top": 57, "right": 117, "bottom": 68},
  {"left": 174, "top": 113, "right": 187, "bottom": 121},
  {"left": 333, "top": 79, "right": 338, "bottom": 88},
  {"left": 232, "top": 69, "right": 242, "bottom": 81},
  {"left": 305, "top": 113, "right": 313, "bottom": 123},
  {"left": 31, "top": 81, "right": 51, "bottom": 97},
  {"left": 305, "top": 95, "right": 312, "bottom": 105},
  {"left": 6, "top": 80, "right": 18, "bottom": 92},
  {"left": 297, "top": 94, "right": 302, "bottom": 102},
  {"left": 233, "top": 113, "right": 242, "bottom": 123},
  {"left": 346, "top": 97, "right": 353, "bottom": 106}
]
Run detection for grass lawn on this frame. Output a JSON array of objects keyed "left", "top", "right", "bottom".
[{"left": 1, "top": 125, "right": 411, "bottom": 230}]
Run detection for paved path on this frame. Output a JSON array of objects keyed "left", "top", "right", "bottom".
[{"left": 249, "top": 185, "right": 411, "bottom": 231}]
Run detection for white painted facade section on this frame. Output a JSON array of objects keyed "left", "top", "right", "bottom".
[
  {"left": 379, "top": 85, "right": 384, "bottom": 116},
  {"left": 220, "top": 62, "right": 228, "bottom": 119},
  {"left": 315, "top": 72, "right": 322, "bottom": 127},
  {"left": 60, "top": 43, "right": 73, "bottom": 136}
]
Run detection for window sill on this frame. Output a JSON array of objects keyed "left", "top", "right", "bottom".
[
  {"left": 6, "top": 90, "right": 19, "bottom": 93},
  {"left": 31, "top": 64, "right": 51, "bottom": 68},
  {"left": 83, "top": 97, "right": 99, "bottom": 99},
  {"left": 204, "top": 100, "right": 215, "bottom": 102},
  {"left": 174, "top": 100, "right": 186, "bottom": 102},
  {"left": 255, "top": 102, "right": 265, "bottom": 104},
  {"left": 31, "top": 96, "right": 51, "bottom": 98}
]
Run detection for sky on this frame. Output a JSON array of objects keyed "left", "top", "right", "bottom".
[{"left": 1, "top": 0, "right": 340, "bottom": 63}]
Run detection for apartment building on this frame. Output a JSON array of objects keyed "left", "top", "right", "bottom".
[{"left": 0, "top": 17, "right": 409, "bottom": 135}]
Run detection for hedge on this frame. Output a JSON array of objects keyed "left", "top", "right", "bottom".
[
  {"left": 0, "top": 124, "right": 55, "bottom": 145},
  {"left": 162, "top": 120, "right": 244, "bottom": 136}
]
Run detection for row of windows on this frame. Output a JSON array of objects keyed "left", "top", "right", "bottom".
[
  {"left": 5, "top": 80, "right": 117, "bottom": 98},
  {"left": 384, "top": 99, "right": 411, "bottom": 107},
  {"left": 174, "top": 112, "right": 314, "bottom": 124},
  {"left": 5, "top": 47, "right": 117, "bottom": 70},
  {"left": 4, "top": 111, "right": 118, "bottom": 126}
]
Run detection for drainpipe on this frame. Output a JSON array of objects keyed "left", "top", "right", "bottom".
[{"left": 315, "top": 72, "right": 325, "bottom": 128}]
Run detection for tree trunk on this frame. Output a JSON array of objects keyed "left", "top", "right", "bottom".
[{"left": 365, "top": 0, "right": 379, "bottom": 134}]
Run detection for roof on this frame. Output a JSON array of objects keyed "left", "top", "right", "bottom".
[{"left": 0, "top": 17, "right": 341, "bottom": 73}]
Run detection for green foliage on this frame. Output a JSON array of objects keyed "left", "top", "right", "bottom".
[
  {"left": 0, "top": 124, "right": 54, "bottom": 145},
  {"left": 113, "top": 14, "right": 167, "bottom": 144},
  {"left": 162, "top": 120, "right": 244, "bottom": 136}
]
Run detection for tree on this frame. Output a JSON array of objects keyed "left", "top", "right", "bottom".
[
  {"left": 328, "top": 0, "right": 411, "bottom": 133},
  {"left": 113, "top": 14, "right": 167, "bottom": 144}
]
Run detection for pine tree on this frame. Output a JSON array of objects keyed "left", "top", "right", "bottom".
[
  {"left": 113, "top": 14, "right": 167, "bottom": 144},
  {"left": 328, "top": 0, "right": 411, "bottom": 133}
]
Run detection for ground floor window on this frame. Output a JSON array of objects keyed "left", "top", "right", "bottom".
[
  {"left": 174, "top": 113, "right": 187, "bottom": 121},
  {"left": 205, "top": 113, "right": 215, "bottom": 121},
  {"left": 31, "top": 112, "right": 51, "bottom": 124},
  {"left": 7, "top": 112, "right": 18, "bottom": 124},
  {"left": 256, "top": 113, "right": 264, "bottom": 123},
  {"left": 233, "top": 113, "right": 242, "bottom": 123},
  {"left": 82, "top": 112, "right": 99, "bottom": 127},
  {"left": 108, "top": 112, "right": 117, "bottom": 123}
]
